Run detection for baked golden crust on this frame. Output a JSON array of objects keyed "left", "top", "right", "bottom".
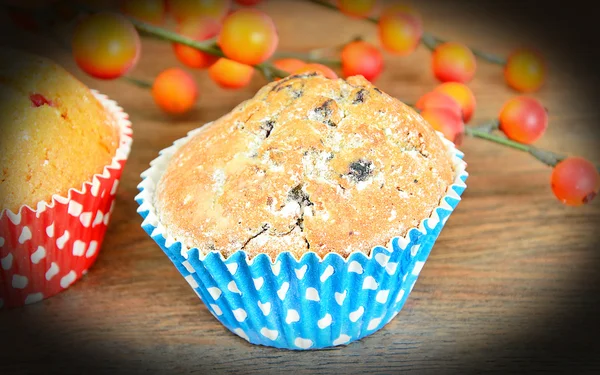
[
  {"left": 0, "top": 49, "right": 119, "bottom": 213},
  {"left": 156, "top": 73, "right": 454, "bottom": 260}
]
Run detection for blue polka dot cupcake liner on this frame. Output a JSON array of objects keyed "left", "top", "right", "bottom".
[{"left": 135, "top": 125, "right": 468, "bottom": 350}]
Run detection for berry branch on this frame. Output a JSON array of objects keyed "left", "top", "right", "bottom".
[
  {"left": 6, "top": 0, "right": 597, "bottom": 205},
  {"left": 128, "top": 17, "right": 225, "bottom": 58},
  {"left": 307, "top": 0, "right": 507, "bottom": 65},
  {"left": 465, "top": 125, "right": 564, "bottom": 166},
  {"left": 121, "top": 75, "right": 153, "bottom": 89},
  {"left": 420, "top": 33, "right": 506, "bottom": 65},
  {"left": 74, "top": 7, "right": 290, "bottom": 80}
]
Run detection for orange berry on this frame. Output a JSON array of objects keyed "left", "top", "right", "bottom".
[
  {"left": 416, "top": 91, "right": 462, "bottom": 118},
  {"left": 337, "top": 0, "right": 377, "bottom": 18},
  {"left": 433, "top": 82, "right": 476, "bottom": 123},
  {"left": 498, "top": 96, "right": 548, "bottom": 144},
  {"left": 420, "top": 108, "right": 465, "bottom": 145},
  {"left": 504, "top": 48, "right": 547, "bottom": 93},
  {"left": 72, "top": 12, "right": 141, "bottom": 80},
  {"left": 218, "top": 9, "right": 278, "bottom": 65},
  {"left": 173, "top": 17, "right": 221, "bottom": 69},
  {"left": 273, "top": 58, "right": 306, "bottom": 80},
  {"left": 432, "top": 42, "right": 476, "bottom": 83},
  {"left": 120, "top": 0, "right": 166, "bottom": 25},
  {"left": 551, "top": 157, "right": 600, "bottom": 206},
  {"left": 292, "top": 63, "right": 338, "bottom": 79},
  {"left": 208, "top": 58, "right": 254, "bottom": 89},
  {"left": 341, "top": 41, "right": 383, "bottom": 82},
  {"left": 168, "top": 0, "right": 231, "bottom": 22},
  {"left": 378, "top": 9, "right": 422, "bottom": 56},
  {"left": 152, "top": 67, "right": 199, "bottom": 114}
]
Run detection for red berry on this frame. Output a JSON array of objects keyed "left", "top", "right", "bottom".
[
  {"left": 432, "top": 42, "right": 476, "bottom": 83},
  {"left": 378, "top": 7, "right": 423, "bottom": 56},
  {"left": 499, "top": 96, "right": 548, "bottom": 144},
  {"left": 218, "top": 8, "right": 278, "bottom": 65},
  {"left": 433, "top": 82, "right": 476, "bottom": 123},
  {"left": 415, "top": 91, "right": 462, "bottom": 118},
  {"left": 208, "top": 58, "right": 254, "bottom": 89},
  {"left": 551, "top": 157, "right": 600, "bottom": 206},
  {"left": 504, "top": 48, "right": 547, "bottom": 93},
  {"left": 340, "top": 41, "right": 383, "bottom": 82},
  {"left": 152, "top": 68, "right": 199, "bottom": 114},
  {"left": 420, "top": 108, "right": 465, "bottom": 145},
  {"left": 173, "top": 17, "right": 221, "bottom": 69},
  {"left": 72, "top": 12, "right": 141, "bottom": 80}
]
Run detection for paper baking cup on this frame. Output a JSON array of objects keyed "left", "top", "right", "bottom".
[
  {"left": 0, "top": 91, "right": 132, "bottom": 309},
  {"left": 136, "top": 125, "right": 467, "bottom": 350}
]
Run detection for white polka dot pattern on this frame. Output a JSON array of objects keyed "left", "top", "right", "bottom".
[
  {"left": 136, "top": 126, "right": 468, "bottom": 350},
  {"left": 31, "top": 246, "right": 46, "bottom": 264},
  {"left": 285, "top": 309, "right": 300, "bottom": 324},
  {"left": 0, "top": 91, "right": 132, "bottom": 309},
  {"left": 19, "top": 227, "right": 32, "bottom": 244},
  {"left": 295, "top": 265, "right": 307, "bottom": 279},
  {"left": 1, "top": 253, "right": 13, "bottom": 270}
]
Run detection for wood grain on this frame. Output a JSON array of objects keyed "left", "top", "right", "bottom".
[{"left": 1, "top": 1, "right": 600, "bottom": 374}]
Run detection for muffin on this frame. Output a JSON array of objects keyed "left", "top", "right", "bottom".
[
  {"left": 137, "top": 73, "right": 467, "bottom": 349},
  {"left": 0, "top": 49, "right": 133, "bottom": 309}
]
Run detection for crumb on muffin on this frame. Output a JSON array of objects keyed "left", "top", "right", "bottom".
[
  {"left": 155, "top": 73, "right": 455, "bottom": 260},
  {"left": 0, "top": 49, "right": 119, "bottom": 213}
]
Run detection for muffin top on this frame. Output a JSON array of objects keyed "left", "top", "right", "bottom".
[
  {"left": 0, "top": 49, "right": 119, "bottom": 213},
  {"left": 156, "top": 73, "right": 454, "bottom": 260}
]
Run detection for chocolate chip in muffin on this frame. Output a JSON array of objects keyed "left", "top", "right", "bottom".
[
  {"left": 352, "top": 89, "right": 367, "bottom": 104},
  {"left": 261, "top": 119, "right": 275, "bottom": 139},
  {"left": 347, "top": 159, "right": 374, "bottom": 182},
  {"left": 309, "top": 98, "right": 339, "bottom": 127},
  {"left": 287, "top": 184, "right": 314, "bottom": 209}
]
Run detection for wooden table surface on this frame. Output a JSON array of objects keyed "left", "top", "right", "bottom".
[{"left": 1, "top": 1, "right": 600, "bottom": 374}]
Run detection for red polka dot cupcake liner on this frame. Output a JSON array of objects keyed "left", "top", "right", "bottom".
[{"left": 0, "top": 91, "right": 132, "bottom": 309}]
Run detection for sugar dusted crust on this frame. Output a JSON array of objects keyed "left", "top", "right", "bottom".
[
  {"left": 155, "top": 74, "right": 454, "bottom": 260},
  {"left": 0, "top": 49, "right": 119, "bottom": 212}
]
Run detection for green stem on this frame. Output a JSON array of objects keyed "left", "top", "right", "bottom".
[
  {"left": 465, "top": 125, "right": 565, "bottom": 167},
  {"left": 469, "top": 118, "right": 500, "bottom": 133},
  {"left": 129, "top": 18, "right": 224, "bottom": 57},
  {"left": 122, "top": 75, "right": 153, "bottom": 88},
  {"left": 306, "top": 0, "right": 507, "bottom": 66},
  {"left": 465, "top": 126, "right": 529, "bottom": 152}
]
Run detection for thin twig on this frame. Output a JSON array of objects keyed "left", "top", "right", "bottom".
[
  {"left": 465, "top": 125, "right": 565, "bottom": 167},
  {"left": 122, "top": 75, "right": 153, "bottom": 88}
]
